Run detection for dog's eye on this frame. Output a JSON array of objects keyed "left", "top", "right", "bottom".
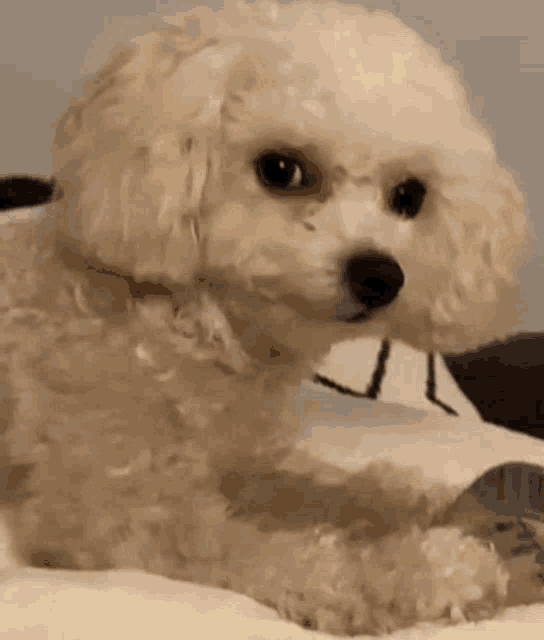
[
  {"left": 254, "top": 153, "right": 315, "bottom": 193},
  {"left": 388, "top": 178, "right": 427, "bottom": 219}
]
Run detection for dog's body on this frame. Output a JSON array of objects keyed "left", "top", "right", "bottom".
[{"left": 0, "top": 0, "right": 535, "bottom": 634}]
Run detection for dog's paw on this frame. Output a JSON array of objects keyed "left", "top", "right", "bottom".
[
  {"left": 271, "top": 525, "right": 509, "bottom": 636},
  {"left": 385, "top": 527, "right": 509, "bottom": 623},
  {"left": 263, "top": 525, "right": 397, "bottom": 635},
  {"left": 365, "top": 526, "right": 510, "bottom": 633},
  {"left": 277, "top": 588, "right": 395, "bottom": 636}
]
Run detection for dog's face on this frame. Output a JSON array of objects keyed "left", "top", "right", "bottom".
[{"left": 47, "top": 0, "right": 529, "bottom": 356}]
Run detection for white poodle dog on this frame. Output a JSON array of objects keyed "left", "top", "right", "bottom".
[{"left": 0, "top": 0, "right": 534, "bottom": 635}]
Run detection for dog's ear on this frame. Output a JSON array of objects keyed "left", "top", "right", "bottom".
[
  {"left": 46, "top": 26, "right": 249, "bottom": 287},
  {"left": 433, "top": 162, "right": 532, "bottom": 353}
]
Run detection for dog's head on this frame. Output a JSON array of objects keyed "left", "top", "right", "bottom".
[{"left": 45, "top": 0, "right": 530, "bottom": 356}]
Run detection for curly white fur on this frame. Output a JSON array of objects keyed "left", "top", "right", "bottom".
[
  {"left": 0, "top": 1, "right": 535, "bottom": 636},
  {"left": 48, "top": 0, "right": 530, "bottom": 356}
]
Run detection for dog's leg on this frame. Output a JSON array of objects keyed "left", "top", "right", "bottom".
[{"left": 198, "top": 457, "right": 510, "bottom": 636}]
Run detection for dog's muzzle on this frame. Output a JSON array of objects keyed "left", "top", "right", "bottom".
[{"left": 336, "top": 251, "right": 405, "bottom": 323}]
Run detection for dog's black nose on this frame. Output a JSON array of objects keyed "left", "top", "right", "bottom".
[{"left": 340, "top": 252, "right": 404, "bottom": 322}]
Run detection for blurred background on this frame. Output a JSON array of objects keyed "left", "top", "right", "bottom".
[{"left": 1, "top": 0, "right": 543, "bottom": 437}]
